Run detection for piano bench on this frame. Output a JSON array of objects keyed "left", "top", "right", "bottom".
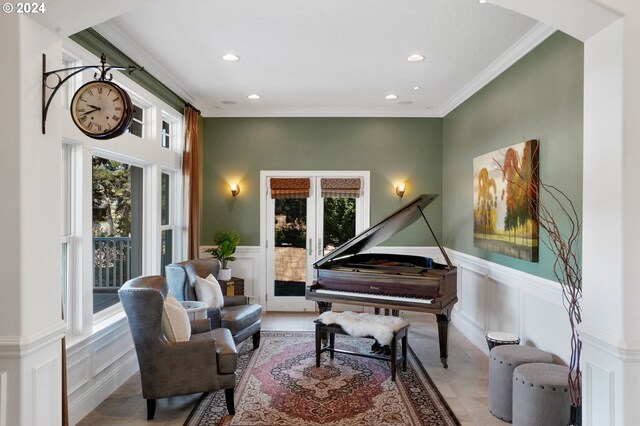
[{"left": 314, "top": 318, "right": 409, "bottom": 382}]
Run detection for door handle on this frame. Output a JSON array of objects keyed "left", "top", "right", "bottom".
[{"left": 308, "top": 238, "right": 313, "bottom": 255}]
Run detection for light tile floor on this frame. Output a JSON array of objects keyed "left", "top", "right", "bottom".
[{"left": 77, "top": 312, "right": 507, "bottom": 425}]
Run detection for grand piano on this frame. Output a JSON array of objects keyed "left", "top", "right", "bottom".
[{"left": 306, "top": 194, "right": 457, "bottom": 368}]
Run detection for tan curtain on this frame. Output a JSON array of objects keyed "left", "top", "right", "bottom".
[
  {"left": 183, "top": 105, "right": 201, "bottom": 259},
  {"left": 270, "top": 178, "right": 311, "bottom": 199},
  {"left": 321, "top": 177, "right": 361, "bottom": 198}
]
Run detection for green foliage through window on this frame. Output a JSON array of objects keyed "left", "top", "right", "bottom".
[
  {"left": 92, "top": 157, "right": 131, "bottom": 237},
  {"left": 323, "top": 197, "right": 356, "bottom": 247}
]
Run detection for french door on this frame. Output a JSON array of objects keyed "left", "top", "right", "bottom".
[{"left": 262, "top": 171, "right": 369, "bottom": 311}]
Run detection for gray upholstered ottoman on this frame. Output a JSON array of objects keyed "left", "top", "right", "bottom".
[
  {"left": 489, "top": 345, "right": 553, "bottom": 422},
  {"left": 512, "top": 363, "right": 570, "bottom": 426}
]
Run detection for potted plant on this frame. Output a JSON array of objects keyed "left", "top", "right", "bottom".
[{"left": 206, "top": 230, "right": 240, "bottom": 281}]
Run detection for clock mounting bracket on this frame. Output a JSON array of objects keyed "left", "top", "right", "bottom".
[{"left": 42, "top": 52, "right": 142, "bottom": 134}]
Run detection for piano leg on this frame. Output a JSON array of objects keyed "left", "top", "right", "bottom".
[{"left": 436, "top": 309, "right": 452, "bottom": 369}]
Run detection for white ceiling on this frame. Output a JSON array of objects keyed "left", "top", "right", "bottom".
[{"left": 95, "top": 0, "right": 552, "bottom": 118}]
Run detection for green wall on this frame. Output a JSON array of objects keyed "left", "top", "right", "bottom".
[
  {"left": 201, "top": 118, "right": 443, "bottom": 246},
  {"left": 442, "top": 32, "right": 584, "bottom": 280}
]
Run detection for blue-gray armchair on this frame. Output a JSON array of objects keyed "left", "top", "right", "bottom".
[{"left": 165, "top": 258, "right": 262, "bottom": 348}]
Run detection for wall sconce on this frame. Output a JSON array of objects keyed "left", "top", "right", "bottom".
[
  {"left": 395, "top": 183, "right": 406, "bottom": 198},
  {"left": 230, "top": 183, "right": 240, "bottom": 197}
]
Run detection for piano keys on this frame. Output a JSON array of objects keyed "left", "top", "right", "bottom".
[{"left": 306, "top": 194, "right": 457, "bottom": 368}]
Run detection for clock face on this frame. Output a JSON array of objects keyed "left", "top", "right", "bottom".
[{"left": 70, "top": 81, "right": 133, "bottom": 140}]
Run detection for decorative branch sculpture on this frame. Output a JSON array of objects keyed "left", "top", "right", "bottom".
[{"left": 494, "top": 149, "right": 582, "bottom": 421}]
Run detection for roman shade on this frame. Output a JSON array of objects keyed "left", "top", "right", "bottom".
[
  {"left": 320, "top": 178, "right": 361, "bottom": 198},
  {"left": 269, "top": 178, "right": 311, "bottom": 199}
]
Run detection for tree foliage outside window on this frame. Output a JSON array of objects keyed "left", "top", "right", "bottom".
[
  {"left": 92, "top": 157, "right": 131, "bottom": 237},
  {"left": 323, "top": 197, "right": 356, "bottom": 247},
  {"left": 274, "top": 198, "right": 307, "bottom": 248}
]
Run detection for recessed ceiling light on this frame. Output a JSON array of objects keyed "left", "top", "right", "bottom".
[
  {"left": 248, "top": 94, "right": 261, "bottom": 100},
  {"left": 477, "top": 0, "right": 487, "bottom": 3},
  {"left": 413, "top": 86, "right": 420, "bottom": 90},
  {"left": 385, "top": 94, "right": 398, "bottom": 100},
  {"left": 222, "top": 54, "right": 239, "bottom": 62},
  {"left": 407, "top": 54, "right": 425, "bottom": 62}
]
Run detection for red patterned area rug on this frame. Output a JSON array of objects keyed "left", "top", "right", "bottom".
[{"left": 185, "top": 331, "right": 460, "bottom": 426}]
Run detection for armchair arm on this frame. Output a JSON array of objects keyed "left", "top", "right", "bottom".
[
  {"left": 190, "top": 318, "right": 212, "bottom": 334},
  {"left": 223, "top": 295, "right": 249, "bottom": 307},
  {"left": 207, "top": 307, "right": 222, "bottom": 328}
]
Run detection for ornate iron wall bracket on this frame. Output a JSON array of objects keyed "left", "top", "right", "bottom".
[{"left": 42, "top": 53, "right": 142, "bottom": 134}]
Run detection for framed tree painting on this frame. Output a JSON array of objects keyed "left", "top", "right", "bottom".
[{"left": 473, "top": 139, "right": 539, "bottom": 262}]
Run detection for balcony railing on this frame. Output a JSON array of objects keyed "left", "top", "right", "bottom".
[{"left": 93, "top": 237, "right": 132, "bottom": 290}]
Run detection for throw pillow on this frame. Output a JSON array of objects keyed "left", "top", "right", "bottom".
[
  {"left": 162, "top": 293, "right": 191, "bottom": 342},
  {"left": 195, "top": 274, "right": 224, "bottom": 309}
]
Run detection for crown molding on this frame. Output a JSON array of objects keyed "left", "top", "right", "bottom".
[
  {"left": 92, "top": 22, "right": 198, "bottom": 108},
  {"left": 201, "top": 107, "right": 443, "bottom": 118},
  {"left": 438, "top": 22, "right": 556, "bottom": 117}
]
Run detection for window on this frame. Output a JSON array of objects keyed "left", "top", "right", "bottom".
[
  {"left": 60, "top": 42, "right": 184, "bottom": 333},
  {"left": 60, "top": 51, "right": 80, "bottom": 108},
  {"left": 160, "top": 171, "right": 178, "bottom": 275},
  {"left": 92, "top": 156, "right": 143, "bottom": 313},
  {"left": 127, "top": 104, "right": 144, "bottom": 137},
  {"left": 61, "top": 144, "right": 73, "bottom": 330},
  {"left": 162, "top": 120, "right": 171, "bottom": 148}
]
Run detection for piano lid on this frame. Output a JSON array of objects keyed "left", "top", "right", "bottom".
[{"left": 314, "top": 193, "right": 439, "bottom": 268}]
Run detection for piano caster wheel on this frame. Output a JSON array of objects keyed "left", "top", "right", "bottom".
[{"left": 441, "top": 358, "right": 448, "bottom": 369}]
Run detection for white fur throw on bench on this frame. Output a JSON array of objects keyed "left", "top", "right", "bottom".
[{"left": 318, "top": 311, "right": 409, "bottom": 346}]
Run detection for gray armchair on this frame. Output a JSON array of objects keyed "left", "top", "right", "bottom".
[
  {"left": 166, "top": 258, "right": 262, "bottom": 348},
  {"left": 118, "top": 275, "right": 238, "bottom": 420}
]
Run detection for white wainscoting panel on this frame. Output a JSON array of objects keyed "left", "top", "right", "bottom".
[
  {"left": 585, "top": 363, "right": 615, "bottom": 426},
  {"left": 67, "top": 354, "right": 90, "bottom": 395},
  {"left": 521, "top": 292, "right": 571, "bottom": 362},
  {"left": 32, "top": 357, "right": 58, "bottom": 426},
  {"left": 0, "top": 324, "right": 64, "bottom": 426},
  {"left": 486, "top": 277, "right": 520, "bottom": 337},
  {"left": 459, "top": 266, "right": 488, "bottom": 329},
  {"left": 67, "top": 315, "right": 138, "bottom": 425},
  {"left": 448, "top": 249, "right": 568, "bottom": 361},
  {"left": 92, "top": 328, "right": 134, "bottom": 378}
]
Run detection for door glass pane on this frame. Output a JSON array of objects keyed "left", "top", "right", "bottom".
[
  {"left": 322, "top": 197, "right": 356, "bottom": 256},
  {"left": 274, "top": 198, "right": 307, "bottom": 297},
  {"left": 92, "top": 156, "right": 143, "bottom": 313}
]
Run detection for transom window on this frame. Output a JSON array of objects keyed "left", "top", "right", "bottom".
[{"left": 127, "top": 104, "right": 144, "bottom": 137}]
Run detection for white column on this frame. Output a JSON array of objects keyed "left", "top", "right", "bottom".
[{"left": 0, "top": 15, "right": 66, "bottom": 426}]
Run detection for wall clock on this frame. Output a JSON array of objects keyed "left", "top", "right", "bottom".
[{"left": 70, "top": 80, "right": 133, "bottom": 140}]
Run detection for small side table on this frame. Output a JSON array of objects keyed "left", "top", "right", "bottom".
[
  {"left": 485, "top": 331, "right": 520, "bottom": 351},
  {"left": 180, "top": 301, "right": 208, "bottom": 321},
  {"left": 218, "top": 277, "right": 244, "bottom": 296}
]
